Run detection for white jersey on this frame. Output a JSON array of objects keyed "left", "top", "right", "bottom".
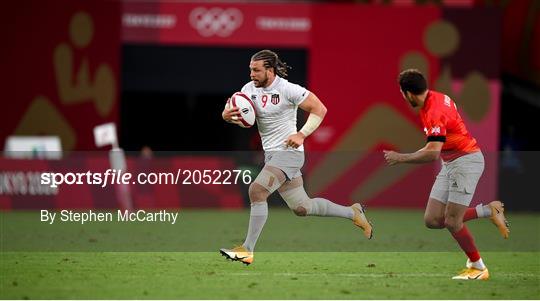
[{"left": 241, "top": 76, "right": 309, "bottom": 152}]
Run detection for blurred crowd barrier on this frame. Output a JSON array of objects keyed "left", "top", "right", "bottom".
[
  {"left": 0, "top": 152, "right": 245, "bottom": 210},
  {"left": 0, "top": 151, "right": 509, "bottom": 210}
]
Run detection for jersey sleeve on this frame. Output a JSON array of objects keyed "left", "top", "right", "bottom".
[
  {"left": 424, "top": 112, "right": 448, "bottom": 143},
  {"left": 284, "top": 81, "right": 309, "bottom": 105}
]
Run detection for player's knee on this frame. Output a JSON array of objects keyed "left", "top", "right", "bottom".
[
  {"left": 424, "top": 216, "right": 445, "bottom": 229},
  {"left": 293, "top": 206, "right": 307, "bottom": 216},
  {"left": 424, "top": 218, "right": 443, "bottom": 229},
  {"left": 279, "top": 187, "right": 310, "bottom": 215},
  {"left": 248, "top": 183, "right": 269, "bottom": 202}
]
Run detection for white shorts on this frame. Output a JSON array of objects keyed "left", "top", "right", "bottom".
[
  {"left": 430, "top": 151, "right": 485, "bottom": 206},
  {"left": 264, "top": 150, "right": 304, "bottom": 180}
]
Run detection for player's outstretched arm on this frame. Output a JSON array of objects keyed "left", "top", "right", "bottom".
[
  {"left": 298, "top": 92, "right": 328, "bottom": 120},
  {"left": 285, "top": 92, "right": 327, "bottom": 148},
  {"left": 383, "top": 141, "right": 443, "bottom": 165}
]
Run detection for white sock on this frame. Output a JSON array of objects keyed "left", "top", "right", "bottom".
[
  {"left": 307, "top": 198, "right": 354, "bottom": 219},
  {"left": 475, "top": 204, "right": 491, "bottom": 218},
  {"left": 471, "top": 258, "right": 487, "bottom": 270},
  {"left": 242, "top": 202, "right": 268, "bottom": 252}
]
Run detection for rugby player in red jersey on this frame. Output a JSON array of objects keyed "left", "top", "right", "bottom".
[{"left": 384, "top": 69, "right": 509, "bottom": 280}]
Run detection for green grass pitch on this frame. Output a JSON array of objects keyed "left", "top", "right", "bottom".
[{"left": 1, "top": 209, "right": 539, "bottom": 299}]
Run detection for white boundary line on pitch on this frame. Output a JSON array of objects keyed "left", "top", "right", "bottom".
[{"left": 224, "top": 272, "right": 538, "bottom": 278}]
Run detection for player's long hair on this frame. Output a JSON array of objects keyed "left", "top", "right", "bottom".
[{"left": 251, "top": 50, "right": 291, "bottom": 78}]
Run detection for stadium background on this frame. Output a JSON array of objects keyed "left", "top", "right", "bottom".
[
  {"left": 1, "top": 0, "right": 538, "bottom": 211},
  {"left": 1, "top": 0, "right": 540, "bottom": 299}
]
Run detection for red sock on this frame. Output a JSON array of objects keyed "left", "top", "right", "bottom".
[
  {"left": 463, "top": 208, "right": 478, "bottom": 222},
  {"left": 451, "top": 225, "right": 481, "bottom": 262},
  {"left": 437, "top": 208, "right": 478, "bottom": 227}
]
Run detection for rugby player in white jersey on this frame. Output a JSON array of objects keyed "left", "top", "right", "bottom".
[{"left": 220, "top": 50, "right": 373, "bottom": 265}]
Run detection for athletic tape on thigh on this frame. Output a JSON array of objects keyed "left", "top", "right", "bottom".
[
  {"left": 279, "top": 186, "right": 310, "bottom": 210},
  {"left": 254, "top": 169, "right": 282, "bottom": 193}
]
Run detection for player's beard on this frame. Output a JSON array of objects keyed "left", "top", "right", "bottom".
[{"left": 253, "top": 74, "right": 268, "bottom": 88}]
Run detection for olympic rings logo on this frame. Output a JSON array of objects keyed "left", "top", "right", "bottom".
[{"left": 189, "top": 7, "right": 243, "bottom": 37}]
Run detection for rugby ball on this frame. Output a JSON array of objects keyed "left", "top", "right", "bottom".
[{"left": 227, "top": 92, "right": 257, "bottom": 128}]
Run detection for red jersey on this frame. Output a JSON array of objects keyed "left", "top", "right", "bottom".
[{"left": 419, "top": 90, "right": 480, "bottom": 161}]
